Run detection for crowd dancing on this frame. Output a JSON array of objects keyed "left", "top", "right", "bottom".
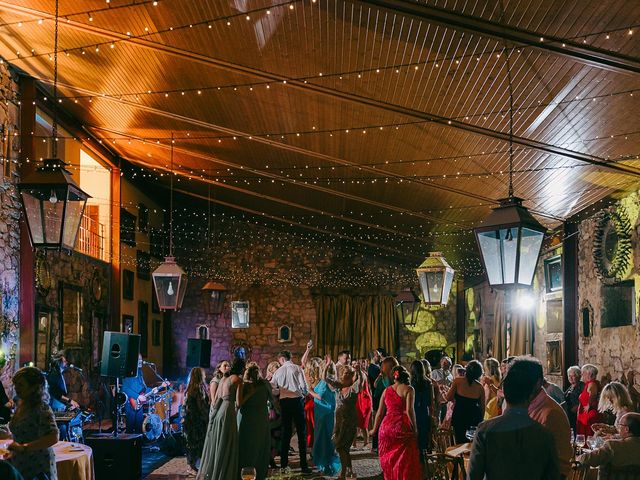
[{"left": 0, "top": 346, "right": 639, "bottom": 480}]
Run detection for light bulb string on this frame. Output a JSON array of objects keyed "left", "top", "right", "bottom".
[{"left": 52, "top": 0, "right": 59, "bottom": 159}]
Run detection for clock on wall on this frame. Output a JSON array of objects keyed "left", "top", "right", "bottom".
[{"left": 593, "top": 208, "right": 632, "bottom": 283}]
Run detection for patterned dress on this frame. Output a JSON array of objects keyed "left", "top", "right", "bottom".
[
  {"left": 9, "top": 403, "right": 59, "bottom": 480},
  {"left": 183, "top": 392, "right": 210, "bottom": 469},
  {"left": 333, "top": 385, "right": 358, "bottom": 455}
]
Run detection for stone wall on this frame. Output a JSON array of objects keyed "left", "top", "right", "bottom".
[
  {"left": 577, "top": 194, "right": 640, "bottom": 404},
  {"left": 169, "top": 215, "right": 459, "bottom": 376},
  {"left": 0, "top": 61, "right": 20, "bottom": 394}
]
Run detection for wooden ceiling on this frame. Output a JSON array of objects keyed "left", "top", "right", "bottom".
[{"left": 1, "top": 0, "right": 639, "bottom": 272}]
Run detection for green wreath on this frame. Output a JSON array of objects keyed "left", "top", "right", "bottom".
[{"left": 593, "top": 208, "right": 632, "bottom": 282}]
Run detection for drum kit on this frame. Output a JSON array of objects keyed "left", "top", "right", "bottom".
[{"left": 115, "top": 383, "right": 180, "bottom": 441}]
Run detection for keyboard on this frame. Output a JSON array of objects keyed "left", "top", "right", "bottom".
[{"left": 54, "top": 411, "right": 79, "bottom": 423}]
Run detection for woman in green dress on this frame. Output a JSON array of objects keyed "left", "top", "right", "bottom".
[
  {"left": 197, "top": 358, "right": 245, "bottom": 480},
  {"left": 238, "top": 362, "right": 272, "bottom": 480}
]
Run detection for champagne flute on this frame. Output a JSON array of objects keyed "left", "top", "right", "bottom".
[{"left": 241, "top": 467, "right": 257, "bottom": 480}]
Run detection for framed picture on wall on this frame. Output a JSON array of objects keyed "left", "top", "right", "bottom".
[
  {"left": 546, "top": 340, "right": 562, "bottom": 375},
  {"left": 120, "top": 208, "right": 137, "bottom": 247},
  {"left": 122, "top": 314, "right": 134, "bottom": 334},
  {"left": 123, "top": 270, "right": 134, "bottom": 300},
  {"left": 151, "top": 284, "right": 160, "bottom": 313},
  {"left": 138, "top": 301, "right": 148, "bottom": 356},
  {"left": 544, "top": 256, "right": 562, "bottom": 293},
  {"left": 152, "top": 319, "right": 161, "bottom": 346},
  {"left": 59, "top": 283, "right": 83, "bottom": 348},
  {"left": 231, "top": 301, "right": 250, "bottom": 328},
  {"left": 136, "top": 251, "right": 151, "bottom": 280}
]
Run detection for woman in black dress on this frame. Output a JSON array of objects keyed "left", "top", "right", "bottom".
[
  {"left": 410, "top": 360, "right": 434, "bottom": 457},
  {"left": 445, "top": 360, "right": 485, "bottom": 444}
]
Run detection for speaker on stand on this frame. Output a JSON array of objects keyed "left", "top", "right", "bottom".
[
  {"left": 186, "top": 338, "right": 212, "bottom": 368},
  {"left": 100, "top": 332, "right": 141, "bottom": 438}
]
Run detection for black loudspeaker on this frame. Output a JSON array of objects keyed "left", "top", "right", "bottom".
[
  {"left": 85, "top": 433, "right": 142, "bottom": 480},
  {"left": 186, "top": 338, "right": 211, "bottom": 368},
  {"left": 100, "top": 332, "right": 141, "bottom": 378}
]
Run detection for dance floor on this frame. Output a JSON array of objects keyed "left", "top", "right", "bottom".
[{"left": 143, "top": 446, "right": 384, "bottom": 479}]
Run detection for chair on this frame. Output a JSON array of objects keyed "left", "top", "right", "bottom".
[
  {"left": 433, "top": 427, "right": 455, "bottom": 453},
  {"left": 570, "top": 461, "right": 589, "bottom": 480},
  {"left": 601, "top": 464, "right": 640, "bottom": 480},
  {"left": 424, "top": 453, "right": 466, "bottom": 480}
]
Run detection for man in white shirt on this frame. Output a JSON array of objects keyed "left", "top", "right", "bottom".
[
  {"left": 270, "top": 350, "right": 311, "bottom": 474},
  {"left": 431, "top": 355, "right": 453, "bottom": 421}
]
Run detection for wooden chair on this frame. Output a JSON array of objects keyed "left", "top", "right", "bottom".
[
  {"left": 433, "top": 427, "right": 455, "bottom": 453},
  {"left": 424, "top": 453, "right": 466, "bottom": 480},
  {"left": 570, "top": 461, "right": 589, "bottom": 480}
]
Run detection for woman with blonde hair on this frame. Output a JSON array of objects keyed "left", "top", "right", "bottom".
[
  {"left": 238, "top": 362, "right": 272, "bottom": 479},
  {"left": 4, "top": 367, "right": 59, "bottom": 479},
  {"left": 265, "top": 361, "right": 282, "bottom": 469},
  {"left": 482, "top": 358, "right": 501, "bottom": 419},
  {"left": 592, "top": 381, "right": 634, "bottom": 436},
  {"left": 564, "top": 365, "right": 584, "bottom": 431},
  {"left": 183, "top": 367, "right": 210, "bottom": 473}
]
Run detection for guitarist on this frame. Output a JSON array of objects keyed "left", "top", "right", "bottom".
[
  {"left": 122, "top": 355, "right": 169, "bottom": 434},
  {"left": 122, "top": 355, "right": 152, "bottom": 434}
]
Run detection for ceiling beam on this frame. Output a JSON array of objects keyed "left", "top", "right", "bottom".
[
  {"left": 2, "top": 1, "right": 638, "bottom": 184},
  {"left": 2, "top": 1, "right": 635, "bottom": 213},
  {"left": 356, "top": 0, "right": 640, "bottom": 76}
]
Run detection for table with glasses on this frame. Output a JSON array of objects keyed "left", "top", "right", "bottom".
[{"left": 53, "top": 441, "right": 95, "bottom": 480}]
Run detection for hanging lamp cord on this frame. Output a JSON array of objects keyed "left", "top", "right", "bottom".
[
  {"left": 52, "top": 0, "right": 59, "bottom": 159},
  {"left": 169, "top": 132, "right": 174, "bottom": 257},
  {"left": 499, "top": 0, "right": 515, "bottom": 199}
]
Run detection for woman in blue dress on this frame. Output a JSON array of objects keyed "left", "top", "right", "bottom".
[{"left": 308, "top": 360, "right": 341, "bottom": 475}]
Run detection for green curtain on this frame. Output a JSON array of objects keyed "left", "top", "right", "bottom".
[
  {"left": 511, "top": 306, "right": 534, "bottom": 356},
  {"left": 315, "top": 294, "right": 397, "bottom": 360}
]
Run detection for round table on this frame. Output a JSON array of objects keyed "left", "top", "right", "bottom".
[{"left": 54, "top": 441, "right": 95, "bottom": 480}]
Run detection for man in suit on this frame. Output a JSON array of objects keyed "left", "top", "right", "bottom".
[
  {"left": 578, "top": 412, "right": 640, "bottom": 478},
  {"left": 468, "top": 361, "right": 560, "bottom": 480}
]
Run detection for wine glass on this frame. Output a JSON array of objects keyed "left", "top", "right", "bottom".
[
  {"left": 241, "top": 467, "right": 257, "bottom": 480},
  {"left": 575, "top": 434, "right": 586, "bottom": 452},
  {"left": 465, "top": 426, "right": 477, "bottom": 442},
  {"left": 587, "top": 436, "right": 598, "bottom": 450}
]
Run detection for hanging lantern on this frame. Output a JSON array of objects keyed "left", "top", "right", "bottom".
[
  {"left": 474, "top": 197, "right": 546, "bottom": 288},
  {"left": 202, "top": 281, "right": 227, "bottom": 315},
  {"left": 416, "top": 252, "right": 455, "bottom": 306},
  {"left": 152, "top": 256, "right": 188, "bottom": 311},
  {"left": 18, "top": 159, "right": 90, "bottom": 251},
  {"left": 394, "top": 289, "right": 421, "bottom": 327}
]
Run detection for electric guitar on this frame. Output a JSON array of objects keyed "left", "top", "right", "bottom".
[{"left": 128, "top": 383, "right": 170, "bottom": 410}]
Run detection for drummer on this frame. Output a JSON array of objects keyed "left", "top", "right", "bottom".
[{"left": 122, "top": 355, "right": 169, "bottom": 435}]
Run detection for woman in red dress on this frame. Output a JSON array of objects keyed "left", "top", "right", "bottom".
[
  {"left": 370, "top": 365, "right": 422, "bottom": 480},
  {"left": 354, "top": 360, "right": 373, "bottom": 448},
  {"left": 576, "top": 364, "right": 602, "bottom": 435}
]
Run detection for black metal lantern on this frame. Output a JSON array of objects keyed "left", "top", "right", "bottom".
[
  {"left": 394, "top": 289, "right": 420, "bottom": 327},
  {"left": 202, "top": 281, "right": 227, "bottom": 316},
  {"left": 18, "top": 159, "right": 90, "bottom": 251},
  {"left": 474, "top": 197, "right": 546, "bottom": 288},
  {"left": 416, "top": 252, "right": 455, "bottom": 306},
  {"left": 152, "top": 256, "right": 188, "bottom": 311}
]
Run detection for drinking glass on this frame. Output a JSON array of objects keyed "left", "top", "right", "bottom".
[
  {"left": 587, "top": 436, "right": 598, "bottom": 450},
  {"left": 465, "top": 426, "right": 477, "bottom": 441},
  {"left": 241, "top": 467, "right": 257, "bottom": 480},
  {"left": 575, "top": 434, "right": 586, "bottom": 450}
]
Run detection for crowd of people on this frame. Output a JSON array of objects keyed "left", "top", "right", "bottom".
[{"left": 0, "top": 346, "right": 639, "bottom": 479}]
